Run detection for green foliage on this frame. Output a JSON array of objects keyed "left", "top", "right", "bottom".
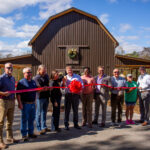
[{"left": 125, "top": 51, "right": 139, "bottom": 58}]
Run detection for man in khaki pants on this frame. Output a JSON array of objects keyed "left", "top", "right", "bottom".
[
  {"left": 0, "top": 63, "right": 17, "bottom": 149},
  {"left": 81, "top": 67, "right": 95, "bottom": 128}
]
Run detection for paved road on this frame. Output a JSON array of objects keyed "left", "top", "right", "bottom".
[{"left": 3, "top": 102, "right": 150, "bottom": 150}]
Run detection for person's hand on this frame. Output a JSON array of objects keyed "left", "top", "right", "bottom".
[
  {"left": 138, "top": 87, "right": 142, "bottom": 90},
  {"left": 54, "top": 102, "right": 58, "bottom": 107},
  {"left": 117, "top": 87, "right": 122, "bottom": 91},
  {"left": 18, "top": 103, "right": 23, "bottom": 110},
  {"left": 3, "top": 92, "right": 11, "bottom": 97},
  {"left": 43, "top": 86, "right": 48, "bottom": 91}
]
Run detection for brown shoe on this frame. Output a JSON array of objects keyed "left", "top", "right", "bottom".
[
  {"left": 82, "top": 122, "right": 86, "bottom": 127},
  {"left": 6, "top": 138, "right": 19, "bottom": 144},
  {"left": 40, "top": 129, "right": 46, "bottom": 135},
  {"left": 45, "top": 128, "right": 51, "bottom": 132},
  {"left": 142, "top": 121, "right": 148, "bottom": 126},
  {"left": 88, "top": 124, "right": 92, "bottom": 128},
  {"left": 99, "top": 123, "right": 105, "bottom": 127},
  {"left": 0, "top": 142, "right": 8, "bottom": 149}
]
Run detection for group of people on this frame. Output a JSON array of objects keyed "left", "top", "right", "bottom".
[{"left": 0, "top": 63, "right": 150, "bottom": 149}]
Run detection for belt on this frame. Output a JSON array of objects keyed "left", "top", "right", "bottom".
[
  {"left": 0, "top": 98, "right": 15, "bottom": 101},
  {"left": 23, "top": 102, "right": 35, "bottom": 104}
]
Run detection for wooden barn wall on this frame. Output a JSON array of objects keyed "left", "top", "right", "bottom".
[
  {"left": 32, "top": 11, "right": 115, "bottom": 76},
  {"left": 115, "top": 57, "right": 150, "bottom": 66}
]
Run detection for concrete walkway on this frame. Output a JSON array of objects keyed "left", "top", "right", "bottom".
[{"left": 3, "top": 102, "right": 150, "bottom": 150}]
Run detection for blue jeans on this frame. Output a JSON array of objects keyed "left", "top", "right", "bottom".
[
  {"left": 36, "top": 98, "right": 49, "bottom": 131},
  {"left": 21, "top": 103, "right": 35, "bottom": 137}
]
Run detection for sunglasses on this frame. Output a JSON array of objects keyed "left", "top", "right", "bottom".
[
  {"left": 114, "top": 72, "right": 119, "bottom": 73},
  {"left": 26, "top": 72, "right": 32, "bottom": 74},
  {"left": 6, "top": 67, "right": 13, "bottom": 70}
]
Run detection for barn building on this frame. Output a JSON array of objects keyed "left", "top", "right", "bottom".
[{"left": 28, "top": 7, "right": 119, "bottom": 76}]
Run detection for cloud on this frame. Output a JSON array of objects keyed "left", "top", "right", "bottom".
[
  {"left": 99, "top": 13, "right": 109, "bottom": 24},
  {"left": 39, "top": 0, "right": 72, "bottom": 19},
  {"left": 14, "top": 13, "right": 23, "bottom": 20},
  {"left": 0, "top": 0, "right": 73, "bottom": 20},
  {"left": 0, "top": 40, "right": 31, "bottom": 56},
  {"left": 17, "top": 24, "right": 40, "bottom": 38},
  {"left": 116, "top": 35, "right": 139, "bottom": 42},
  {"left": 0, "top": 16, "right": 39, "bottom": 38},
  {"left": 119, "top": 24, "right": 132, "bottom": 33},
  {"left": 116, "top": 42, "right": 143, "bottom": 53},
  {"left": 140, "top": 27, "right": 150, "bottom": 32},
  {"left": 115, "top": 35, "right": 143, "bottom": 53}
]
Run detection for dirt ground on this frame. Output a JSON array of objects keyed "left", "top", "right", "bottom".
[{"left": 2, "top": 101, "right": 150, "bottom": 150}]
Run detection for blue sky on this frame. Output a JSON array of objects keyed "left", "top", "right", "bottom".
[{"left": 0, "top": 0, "right": 150, "bottom": 56}]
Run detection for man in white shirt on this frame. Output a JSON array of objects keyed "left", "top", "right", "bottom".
[
  {"left": 137, "top": 66, "right": 150, "bottom": 126},
  {"left": 62, "top": 66, "right": 83, "bottom": 130}
]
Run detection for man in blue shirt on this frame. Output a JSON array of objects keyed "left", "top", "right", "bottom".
[
  {"left": 17, "top": 67, "right": 37, "bottom": 142},
  {"left": 0, "top": 63, "right": 16, "bottom": 149},
  {"left": 111, "top": 68, "right": 127, "bottom": 126},
  {"left": 62, "top": 66, "right": 83, "bottom": 130}
]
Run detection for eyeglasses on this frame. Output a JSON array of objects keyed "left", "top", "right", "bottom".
[
  {"left": 26, "top": 72, "right": 32, "bottom": 74},
  {"left": 114, "top": 72, "right": 119, "bottom": 73},
  {"left": 128, "top": 76, "right": 132, "bottom": 78},
  {"left": 6, "top": 67, "right": 13, "bottom": 70}
]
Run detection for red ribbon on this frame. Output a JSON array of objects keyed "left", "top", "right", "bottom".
[{"left": 9, "top": 81, "right": 137, "bottom": 94}]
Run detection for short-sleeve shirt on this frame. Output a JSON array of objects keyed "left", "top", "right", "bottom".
[
  {"left": 111, "top": 76, "right": 127, "bottom": 94},
  {"left": 125, "top": 81, "right": 138, "bottom": 103},
  {"left": 33, "top": 74, "right": 50, "bottom": 99},
  {"left": 0, "top": 73, "right": 15, "bottom": 100},
  {"left": 17, "top": 78, "right": 37, "bottom": 103}
]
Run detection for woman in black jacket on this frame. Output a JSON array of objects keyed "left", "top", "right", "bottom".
[{"left": 50, "top": 70, "right": 63, "bottom": 132}]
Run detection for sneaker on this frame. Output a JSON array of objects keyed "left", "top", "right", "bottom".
[
  {"left": 0, "top": 142, "right": 8, "bottom": 149},
  {"left": 28, "top": 134, "right": 37, "bottom": 138},
  {"left": 130, "top": 120, "right": 135, "bottom": 124},
  {"left": 6, "top": 138, "right": 19, "bottom": 144},
  {"left": 126, "top": 120, "right": 130, "bottom": 125}
]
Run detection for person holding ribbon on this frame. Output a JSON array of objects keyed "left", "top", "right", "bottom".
[
  {"left": 137, "top": 66, "right": 150, "bottom": 126},
  {"left": 50, "top": 70, "right": 64, "bottom": 132},
  {"left": 92, "top": 66, "right": 112, "bottom": 127},
  {"left": 17, "top": 67, "right": 37, "bottom": 142},
  {"left": 33, "top": 65, "right": 50, "bottom": 135},
  {"left": 125, "top": 74, "right": 138, "bottom": 125},
  {"left": 0, "top": 63, "right": 18, "bottom": 149},
  {"left": 111, "top": 68, "right": 127, "bottom": 126},
  {"left": 62, "top": 66, "right": 83, "bottom": 130},
  {"left": 81, "top": 67, "right": 95, "bottom": 128}
]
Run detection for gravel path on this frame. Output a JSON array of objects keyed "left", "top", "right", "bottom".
[{"left": 3, "top": 101, "right": 150, "bottom": 150}]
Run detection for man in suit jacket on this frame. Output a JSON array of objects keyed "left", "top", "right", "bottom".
[{"left": 92, "top": 66, "right": 112, "bottom": 127}]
